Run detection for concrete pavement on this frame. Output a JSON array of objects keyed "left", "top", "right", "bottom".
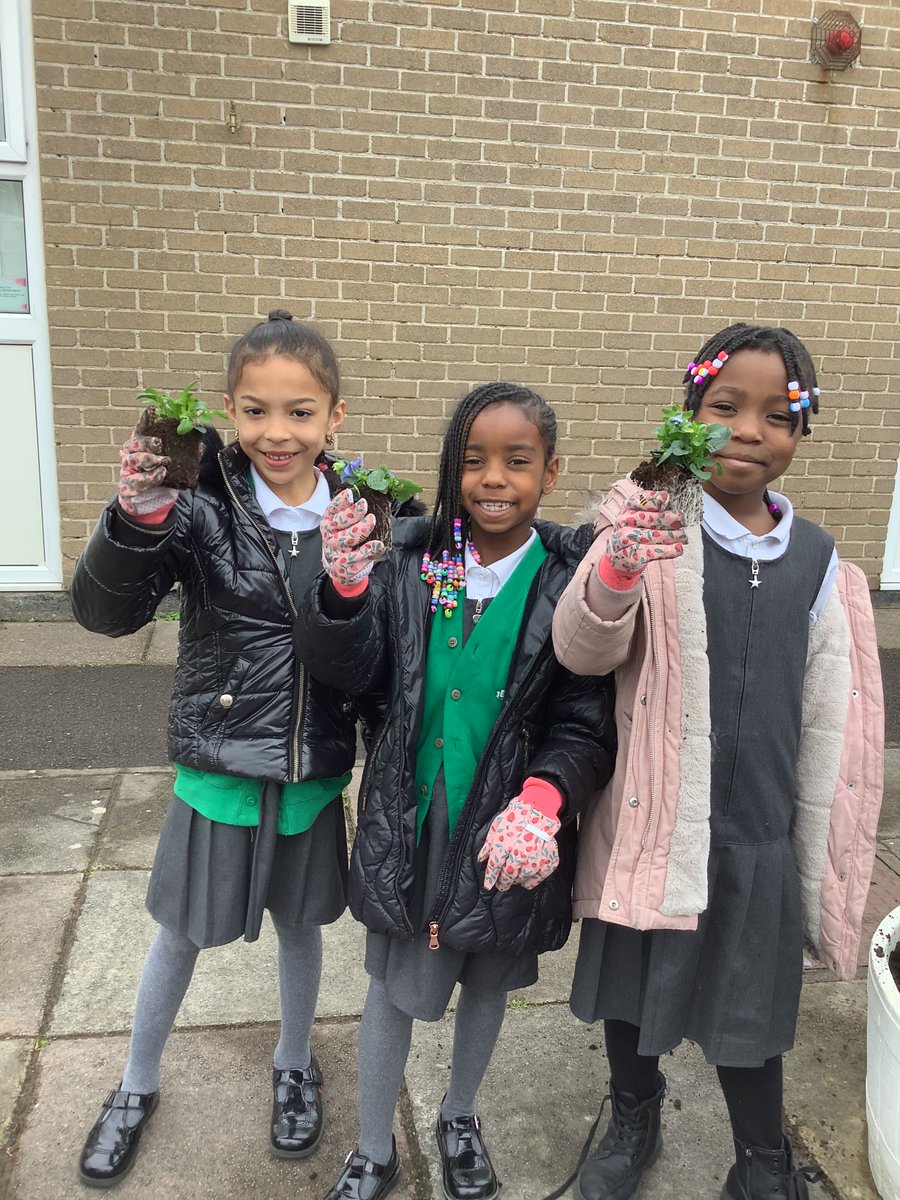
[{"left": 1, "top": 613, "right": 898, "bottom": 1199}]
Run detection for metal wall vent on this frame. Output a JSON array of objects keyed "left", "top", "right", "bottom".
[{"left": 288, "top": 0, "right": 331, "bottom": 45}]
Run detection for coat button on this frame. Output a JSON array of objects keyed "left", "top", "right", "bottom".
[
  {"left": 609, "top": 899, "right": 620, "bottom": 910},
  {"left": 450, "top": 689, "right": 461, "bottom": 701},
  {"left": 219, "top": 693, "right": 234, "bottom": 708},
  {"left": 420, "top": 784, "right": 428, "bottom": 796},
  {"left": 628, "top": 796, "right": 639, "bottom": 808},
  {"left": 434, "top": 737, "right": 444, "bottom": 748},
  {"left": 640, "top": 694, "right": 647, "bottom": 705},
  {"left": 342, "top": 699, "right": 354, "bottom": 713},
  {"left": 448, "top": 637, "right": 459, "bottom": 648}
]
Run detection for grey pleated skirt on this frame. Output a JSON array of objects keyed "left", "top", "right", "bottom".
[
  {"left": 569, "top": 838, "right": 804, "bottom": 1068},
  {"left": 146, "top": 784, "right": 348, "bottom": 950},
  {"left": 365, "top": 776, "right": 538, "bottom": 1021}
]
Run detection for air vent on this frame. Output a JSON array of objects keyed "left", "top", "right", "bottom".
[{"left": 288, "top": 0, "right": 331, "bottom": 45}]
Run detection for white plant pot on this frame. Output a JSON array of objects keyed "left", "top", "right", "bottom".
[{"left": 867, "top": 903, "right": 900, "bottom": 1199}]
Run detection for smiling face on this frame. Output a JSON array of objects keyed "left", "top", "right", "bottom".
[
  {"left": 459, "top": 402, "right": 559, "bottom": 564},
  {"left": 693, "top": 347, "right": 802, "bottom": 528},
  {"left": 224, "top": 354, "right": 345, "bottom": 506}
]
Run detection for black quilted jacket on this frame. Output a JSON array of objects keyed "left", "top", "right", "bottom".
[
  {"left": 295, "top": 518, "right": 615, "bottom": 956},
  {"left": 70, "top": 431, "right": 359, "bottom": 783}
]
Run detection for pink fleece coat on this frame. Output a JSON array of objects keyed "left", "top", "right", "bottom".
[{"left": 551, "top": 479, "right": 884, "bottom": 981}]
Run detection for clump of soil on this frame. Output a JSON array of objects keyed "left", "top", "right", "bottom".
[
  {"left": 358, "top": 486, "right": 393, "bottom": 551},
  {"left": 142, "top": 410, "right": 203, "bottom": 490},
  {"left": 629, "top": 460, "right": 705, "bottom": 526},
  {"left": 890, "top": 944, "right": 900, "bottom": 993}
]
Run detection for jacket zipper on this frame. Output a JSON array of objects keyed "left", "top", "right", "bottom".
[
  {"left": 640, "top": 577, "right": 659, "bottom": 851},
  {"left": 426, "top": 640, "right": 554, "bottom": 949},
  {"left": 358, "top": 718, "right": 390, "bottom": 812},
  {"left": 219, "top": 456, "right": 307, "bottom": 782}
]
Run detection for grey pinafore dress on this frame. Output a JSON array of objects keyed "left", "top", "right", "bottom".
[
  {"left": 365, "top": 596, "right": 539, "bottom": 1021},
  {"left": 570, "top": 519, "right": 834, "bottom": 1068},
  {"left": 146, "top": 526, "right": 348, "bottom": 949}
]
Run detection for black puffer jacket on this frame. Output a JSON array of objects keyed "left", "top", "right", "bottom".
[
  {"left": 70, "top": 432, "right": 358, "bottom": 782},
  {"left": 295, "top": 518, "right": 615, "bottom": 956}
]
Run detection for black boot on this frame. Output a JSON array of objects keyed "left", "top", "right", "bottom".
[
  {"left": 270, "top": 1058, "right": 324, "bottom": 1158},
  {"left": 721, "top": 1136, "right": 824, "bottom": 1200},
  {"left": 574, "top": 1073, "right": 666, "bottom": 1200}
]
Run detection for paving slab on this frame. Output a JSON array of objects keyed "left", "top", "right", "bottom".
[
  {"left": 0, "top": 622, "right": 151, "bottom": 667},
  {"left": 0, "top": 1038, "right": 31, "bottom": 1145},
  {"left": 144, "top": 618, "right": 180, "bottom": 665},
  {"left": 404, "top": 1003, "right": 829, "bottom": 1200},
  {"left": 785, "top": 979, "right": 878, "bottom": 1200},
  {"left": 0, "top": 772, "right": 115, "bottom": 875},
  {"left": 52, "top": 873, "right": 371, "bottom": 1036},
  {"left": 9, "top": 1024, "right": 423, "bottom": 1200},
  {"left": 0, "top": 874, "right": 80, "bottom": 1037},
  {"left": 94, "top": 770, "right": 172, "bottom": 870}
]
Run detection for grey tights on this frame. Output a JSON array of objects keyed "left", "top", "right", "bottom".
[
  {"left": 356, "top": 977, "right": 508, "bottom": 1165},
  {"left": 121, "top": 918, "right": 322, "bottom": 1094}
]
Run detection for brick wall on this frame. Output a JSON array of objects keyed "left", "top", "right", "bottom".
[{"left": 33, "top": 0, "right": 900, "bottom": 582}]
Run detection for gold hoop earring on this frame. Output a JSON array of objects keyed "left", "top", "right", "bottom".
[{"left": 325, "top": 432, "right": 335, "bottom": 448}]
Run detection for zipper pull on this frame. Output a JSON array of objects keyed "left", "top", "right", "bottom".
[
  {"left": 428, "top": 922, "right": 440, "bottom": 950},
  {"left": 473, "top": 597, "right": 484, "bottom": 624}
]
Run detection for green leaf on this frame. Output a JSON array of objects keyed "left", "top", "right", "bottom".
[
  {"left": 364, "top": 467, "right": 391, "bottom": 493},
  {"left": 331, "top": 459, "right": 347, "bottom": 474},
  {"left": 176, "top": 418, "right": 195, "bottom": 435},
  {"left": 388, "top": 478, "right": 423, "bottom": 501}
]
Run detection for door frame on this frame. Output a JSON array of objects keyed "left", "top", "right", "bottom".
[{"left": 0, "top": 0, "right": 60, "bottom": 590}]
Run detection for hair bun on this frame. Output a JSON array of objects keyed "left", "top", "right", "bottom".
[{"left": 268, "top": 308, "right": 293, "bottom": 322}]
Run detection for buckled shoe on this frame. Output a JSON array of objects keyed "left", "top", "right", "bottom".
[
  {"left": 78, "top": 1085, "right": 159, "bottom": 1188},
  {"left": 435, "top": 1110, "right": 499, "bottom": 1200},
  {"left": 271, "top": 1057, "right": 324, "bottom": 1158},
  {"left": 323, "top": 1140, "right": 400, "bottom": 1200}
]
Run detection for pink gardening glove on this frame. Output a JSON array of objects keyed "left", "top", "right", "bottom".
[
  {"left": 599, "top": 491, "right": 685, "bottom": 589},
  {"left": 320, "top": 488, "right": 386, "bottom": 593},
  {"left": 117, "top": 409, "right": 179, "bottom": 524},
  {"left": 478, "top": 780, "right": 563, "bottom": 892}
]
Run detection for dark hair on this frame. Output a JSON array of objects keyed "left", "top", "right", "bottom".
[
  {"left": 428, "top": 381, "right": 557, "bottom": 555},
  {"left": 226, "top": 309, "right": 340, "bottom": 407},
  {"left": 683, "top": 323, "right": 819, "bottom": 436}
]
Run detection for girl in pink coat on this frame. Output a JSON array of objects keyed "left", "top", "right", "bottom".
[{"left": 550, "top": 324, "right": 884, "bottom": 1200}]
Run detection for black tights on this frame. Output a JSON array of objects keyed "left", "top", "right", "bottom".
[{"left": 603, "top": 1019, "right": 784, "bottom": 1150}]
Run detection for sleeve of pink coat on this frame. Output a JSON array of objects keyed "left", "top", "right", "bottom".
[
  {"left": 816, "top": 562, "right": 885, "bottom": 981},
  {"left": 552, "top": 519, "right": 644, "bottom": 677}
]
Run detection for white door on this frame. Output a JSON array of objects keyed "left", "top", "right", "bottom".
[
  {"left": 0, "top": 0, "right": 60, "bottom": 589},
  {"left": 881, "top": 451, "right": 900, "bottom": 590}
]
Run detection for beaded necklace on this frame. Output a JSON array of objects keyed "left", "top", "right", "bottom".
[{"left": 420, "top": 517, "right": 482, "bottom": 617}]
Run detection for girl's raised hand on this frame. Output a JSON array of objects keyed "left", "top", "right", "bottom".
[
  {"left": 604, "top": 491, "right": 685, "bottom": 577},
  {"left": 320, "top": 488, "right": 386, "bottom": 589},
  {"left": 118, "top": 408, "right": 179, "bottom": 523},
  {"left": 478, "top": 783, "right": 562, "bottom": 892}
]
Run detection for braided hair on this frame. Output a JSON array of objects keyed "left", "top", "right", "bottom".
[
  {"left": 226, "top": 308, "right": 341, "bottom": 408},
  {"left": 683, "top": 323, "right": 819, "bottom": 436},
  {"left": 427, "top": 382, "right": 557, "bottom": 557}
]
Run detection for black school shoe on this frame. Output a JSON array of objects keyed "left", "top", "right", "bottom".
[
  {"left": 435, "top": 1111, "right": 500, "bottom": 1200},
  {"left": 78, "top": 1085, "right": 159, "bottom": 1188},
  {"left": 271, "top": 1058, "right": 324, "bottom": 1158},
  {"left": 323, "top": 1140, "right": 401, "bottom": 1200}
]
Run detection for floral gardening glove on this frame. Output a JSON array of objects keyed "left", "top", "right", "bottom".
[
  {"left": 478, "top": 780, "right": 563, "bottom": 893},
  {"left": 320, "top": 488, "right": 387, "bottom": 592},
  {"left": 599, "top": 491, "right": 685, "bottom": 588},
  {"left": 117, "top": 409, "right": 179, "bottom": 523}
]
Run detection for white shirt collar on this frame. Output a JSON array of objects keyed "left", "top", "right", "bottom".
[
  {"left": 701, "top": 488, "right": 794, "bottom": 555},
  {"left": 464, "top": 528, "right": 538, "bottom": 600},
  {"left": 250, "top": 464, "right": 331, "bottom": 532}
]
